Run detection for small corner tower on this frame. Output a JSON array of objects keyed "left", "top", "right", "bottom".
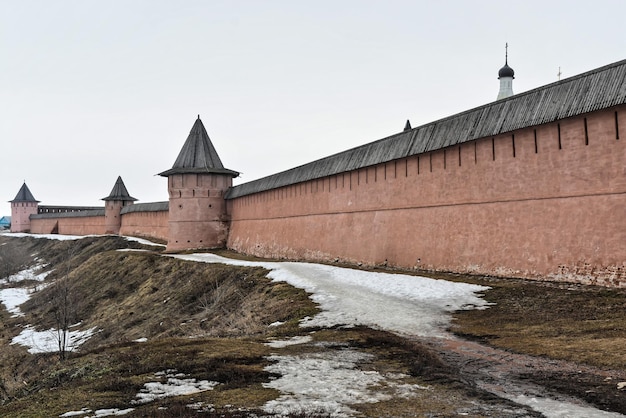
[
  {"left": 9, "top": 182, "right": 40, "bottom": 233},
  {"left": 496, "top": 43, "right": 515, "bottom": 100},
  {"left": 159, "top": 116, "right": 239, "bottom": 252},
  {"left": 102, "top": 176, "right": 137, "bottom": 234}
]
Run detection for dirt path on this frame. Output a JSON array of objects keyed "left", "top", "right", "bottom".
[{"left": 419, "top": 335, "right": 626, "bottom": 417}]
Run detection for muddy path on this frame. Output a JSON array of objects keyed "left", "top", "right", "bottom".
[{"left": 418, "top": 335, "right": 626, "bottom": 417}]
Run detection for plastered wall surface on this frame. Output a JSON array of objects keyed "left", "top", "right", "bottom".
[{"left": 227, "top": 107, "right": 626, "bottom": 287}]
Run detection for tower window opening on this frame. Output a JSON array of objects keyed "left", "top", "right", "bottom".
[
  {"left": 512, "top": 134, "right": 516, "bottom": 157},
  {"left": 492, "top": 138, "right": 496, "bottom": 160},
  {"left": 615, "top": 111, "right": 620, "bottom": 140},
  {"left": 557, "top": 123, "right": 562, "bottom": 149},
  {"left": 584, "top": 118, "right": 589, "bottom": 145},
  {"left": 458, "top": 146, "right": 462, "bottom": 166},
  {"left": 443, "top": 150, "right": 447, "bottom": 169},
  {"left": 534, "top": 129, "right": 538, "bottom": 153}
]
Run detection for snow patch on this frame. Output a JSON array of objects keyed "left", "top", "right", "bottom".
[
  {"left": 60, "top": 409, "right": 91, "bottom": 417},
  {"left": 510, "top": 394, "right": 626, "bottom": 418},
  {"left": 5, "top": 232, "right": 165, "bottom": 247},
  {"left": 11, "top": 326, "right": 97, "bottom": 354},
  {"left": 60, "top": 408, "right": 135, "bottom": 417},
  {"left": 265, "top": 335, "right": 313, "bottom": 348},
  {"left": 132, "top": 369, "right": 219, "bottom": 404},
  {"left": 0, "top": 287, "right": 31, "bottom": 317},
  {"left": 89, "top": 408, "right": 135, "bottom": 417},
  {"left": 263, "top": 349, "right": 426, "bottom": 417},
  {"left": 171, "top": 253, "right": 490, "bottom": 338},
  {"left": 1, "top": 265, "right": 51, "bottom": 285}
]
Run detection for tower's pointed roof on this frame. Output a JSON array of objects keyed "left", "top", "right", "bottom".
[
  {"left": 102, "top": 176, "right": 137, "bottom": 201},
  {"left": 159, "top": 116, "right": 239, "bottom": 177},
  {"left": 404, "top": 119, "right": 412, "bottom": 132},
  {"left": 10, "top": 182, "right": 39, "bottom": 203}
]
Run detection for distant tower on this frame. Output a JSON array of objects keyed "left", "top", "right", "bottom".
[
  {"left": 9, "top": 182, "right": 40, "bottom": 233},
  {"left": 404, "top": 120, "right": 412, "bottom": 132},
  {"left": 159, "top": 116, "right": 239, "bottom": 252},
  {"left": 102, "top": 176, "right": 137, "bottom": 234},
  {"left": 497, "top": 43, "right": 515, "bottom": 100}
]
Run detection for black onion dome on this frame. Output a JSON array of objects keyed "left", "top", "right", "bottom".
[{"left": 498, "top": 63, "right": 515, "bottom": 79}]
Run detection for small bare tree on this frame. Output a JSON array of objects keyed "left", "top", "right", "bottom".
[{"left": 50, "top": 245, "right": 79, "bottom": 361}]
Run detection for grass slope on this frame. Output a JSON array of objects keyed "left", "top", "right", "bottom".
[{"left": 0, "top": 235, "right": 625, "bottom": 416}]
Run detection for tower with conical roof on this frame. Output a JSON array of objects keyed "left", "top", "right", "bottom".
[
  {"left": 9, "top": 182, "right": 40, "bottom": 232},
  {"left": 497, "top": 43, "right": 515, "bottom": 100},
  {"left": 102, "top": 176, "right": 137, "bottom": 234},
  {"left": 159, "top": 116, "right": 239, "bottom": 251}
]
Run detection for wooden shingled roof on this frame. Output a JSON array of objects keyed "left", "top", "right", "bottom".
[
  {"left": 225, "top": 58, "right": 626, "bottom": 199},
  {"left": 10, "top": 182, "right": 39, "bottom": 203},
  {"left": 102, "top": 176, "right": 137, "bottom": 201},
  {"left": 159, "top": 116, "right": 239, "bottom": 177}
]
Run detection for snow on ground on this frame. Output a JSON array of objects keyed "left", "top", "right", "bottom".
[
  {"left": 4, "top": 232, "right": 165, "bottom": 247},
  {"left": 172, "top": 253, "right": 625, "bottom": 418},
  {"left": 263, "top": 348, "right": 427, "bottom": 417},
  {"left": 132, "top": 369, "right": 219, "bottom": 404},
  {"left": 265, "top": 335, "right": 313, "bottom": 348},
  {"left": 59, "top": 407, "right": 135, "bottom": 417},
  {"left": 1, "top": 265, "right": 97, "bottom": 356},
  {"left": 11, "top": 325, "right": 98, "bottom": 354},
  {"left": 510, "top": 394, "right": 626, "bottom": 418},
  {"left": 7, "top": 232, "right": 87, "bottom": 241},
  {"left": 171, "top": 253, "right": 490, "bottom": 338},
  {"left": 0, "top": 287, "right": 31, "bottom": 317},
  {"left": 2, "top": 236, "right": 621, "bottom": 417},
  {"left": 0, "top": 264, "right": 51, "bottom": 316},
  {"left": 0, "top": 264, "right": 51, "bottom": 285}
]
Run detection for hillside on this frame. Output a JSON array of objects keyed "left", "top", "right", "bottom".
[{"left": 0, "top": 234, "right": 625, "bottom": 417}]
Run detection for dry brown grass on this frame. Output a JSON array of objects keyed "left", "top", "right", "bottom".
[
  {"left": 2, "top": 236, "right": 625, "bottom": 416},
  {"left": 450, "top": 278, "right": 626, "bottom": 369}
]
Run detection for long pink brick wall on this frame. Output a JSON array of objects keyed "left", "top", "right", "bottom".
[
  {"left": 120, "top": 210, "right": 169, "bottom": 243},
  {"left": 30, "top": 210, "right": 168, "bottom": 243},
  {"left": 227, "top": 106, "right": 626, "bottom": 287},
  {"left": 30, "top": 216, "right": 107, "bottom": 236}
]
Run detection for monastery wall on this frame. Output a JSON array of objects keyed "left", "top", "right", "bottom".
[
  {"left": 30, "top": 214, "right": 107, "bottom": 236},
  {"left": 120, "top": 209, "right": 169, "bottom": 243},
  {"left": 227, "top": 106, "right": 626, "bottom": 287}
]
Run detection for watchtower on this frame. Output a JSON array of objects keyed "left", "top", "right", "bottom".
[
  {"left": 9, "top": 182, "right": 39, "bottom": 233},
  {"left": 159, "top": 116, "right": 239, "bottom": 251},
  {"left": 102, "top": 176, "right": 137, "bottom": 234}
]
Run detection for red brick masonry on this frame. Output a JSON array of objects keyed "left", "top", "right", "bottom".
[{"left": 227, "top": 106, "right": 626, "bottom": 287}]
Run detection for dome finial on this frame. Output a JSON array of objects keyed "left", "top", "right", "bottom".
[{"left": 505, "top": 42, "right": 508, "bottom": 65}]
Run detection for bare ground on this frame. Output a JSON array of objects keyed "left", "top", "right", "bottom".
[{"left": 1, "top": 235, "right": 625, "bottom": 416}]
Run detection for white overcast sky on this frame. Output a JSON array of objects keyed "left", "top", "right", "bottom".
[{"left": 2, "top": 0, "right": 625, "bottom": 210}]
